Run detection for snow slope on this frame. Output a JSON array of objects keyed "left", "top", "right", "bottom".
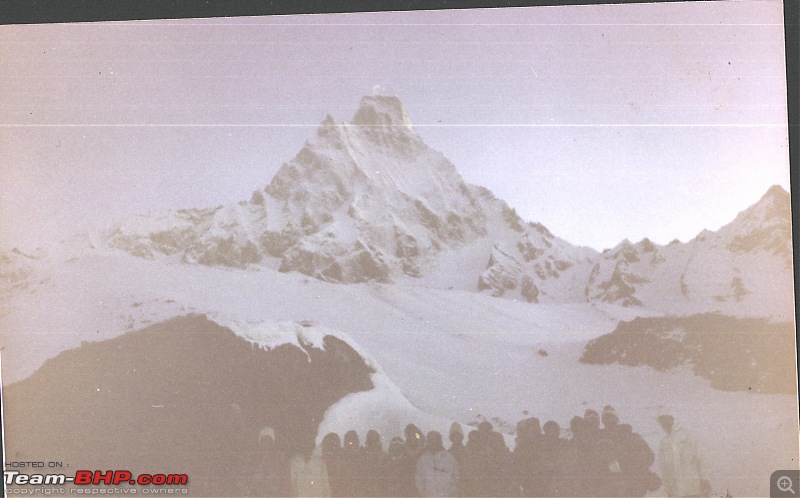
[{"left": 0, "top": 243, "right": 796, "bottom": 496}]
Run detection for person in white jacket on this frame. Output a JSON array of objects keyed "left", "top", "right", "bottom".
[
  {"left": 657, "top": 411, "right": 711, "bottom": 497},
  {"left": 415, "top": 431, "right": 460, "bottom": 497}
]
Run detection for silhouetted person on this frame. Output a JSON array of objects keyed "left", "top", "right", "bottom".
[
  {"left": 512, "top": 417, "right": 542, "bottom": 496},
  {"left": 344, "top": 429, "right": 361, "bottom": 451},
  {"left": 321, "top": 432, "right": 346, "bottom": 497},
  {"left": 405, "top": 423, "right": 427, "bottom": 459},
  {"left": 363, "top": 430, "right": 387, "bottom": 497},
  {"left": 581, "top": 409, "right": 611, "bottom": 497},
  {"left": 617, "top": 423, "right": 661, "bottom": 496},
  {"left": 447, "top": 422, "right": 467, "bottom": 494},
  {"left": 552, "top": 416, "right": 591, "bottom": 497},
  {"left": 461, "top": 430, "right": 484, "bottom": 496},
  {"left": 385, "top": 436, "right": 417, "bottom": 497},
  {"left": 583, "top": 409, "right": 602, "bottom": 441},
  {"left": 596, "top": 406, "right": 625, "bottom": 496},
  {"left": 463, "top": 422, "right": 511, "bottom": 496},
  {"left": 538, "top": 421, "right": 565, "bottom": 497},
  {"left": 488, "top": 429, "right": 515, "bottom": 496},
  {"left": 366, "top": 429, "right": 383, "bottom": 452},
  {"left": 595, "top": 437, "right": 622, "bottom": 496},
  {"left": 601, "top": 405, "right": 619, "bottom": 431},
  {"left": 341, "top": 430, "right": 368, "bottom": 496},
  {"left": 415, "top": 431, "right": 459, "bottom": 497},
  {"left": 520, "top": 417, "right": 542, "bottom": 438},
  {"left": 657, "top": 411, "right": 710, "bottom": 498},
  {"left": 598, "top": 406, "right": 660, "bottom": 496},
  {"left": 448, "top": 422, "right": 467, "bottom": 464}
]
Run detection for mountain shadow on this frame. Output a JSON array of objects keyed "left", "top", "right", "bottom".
[
  {"left": 580, "top": 313, "right": 796, "bottom": 394},
  {"left": 3, "top": 314, "right": 374, "bottom": 496}
]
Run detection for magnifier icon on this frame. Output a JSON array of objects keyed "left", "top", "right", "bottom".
[{"left": 778, "top": 476, "right": 796, "bottom": 494}]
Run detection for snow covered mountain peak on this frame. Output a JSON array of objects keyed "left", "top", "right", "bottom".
[
  {"left": 258, "top": 95, "right": 490, "bottom": 281},
  {"left": 720, "top": 184, "right": 788, "bottom": 228},
  {"left": 109, "top": 96, "right": 490, "bottom": 282},
  {"left": 721, "top": 185, "right": 791, "bottom": 255},
  {"left": 266, "top": 95, "right": 461, "bottom": 205},
  {"left": 351, "top": 95, "right": 415, "bottom": 130},
  {"left": 101, "top": 96, "right": 792, "bottom": 315}
]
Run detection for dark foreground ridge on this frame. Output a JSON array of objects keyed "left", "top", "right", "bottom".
[
  {"left": 580, "top": 313, "right": 796, "bottom": 394},
  {"left": 4, "top": 314, "right": 375, "bottom": 496}
]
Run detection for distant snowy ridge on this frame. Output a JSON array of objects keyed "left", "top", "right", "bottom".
[
  {"left": 95, "top": 96, "right": 793, "bottom": 316},
  {"left": 583, "top": 185, "right": 793, "bottom": 317}
]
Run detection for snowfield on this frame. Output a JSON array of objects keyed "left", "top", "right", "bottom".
[{"left": 1, "top": 244, "right": 796, "bottom": 497}]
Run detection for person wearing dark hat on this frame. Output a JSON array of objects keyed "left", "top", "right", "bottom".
[{"left": 657, "top": 409, "right": 710, "bottom": 498}]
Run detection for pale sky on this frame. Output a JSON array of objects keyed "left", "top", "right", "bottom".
[{"left": 0, "top": 1, "right": 790, "bottom": 251}]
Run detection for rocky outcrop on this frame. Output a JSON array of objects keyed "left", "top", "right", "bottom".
[
  {"left": 580, "top": 314, "right": 796, "bottom": 394},
  {"left": 4, "top": 314, "right": 375, "bottom": 496}
]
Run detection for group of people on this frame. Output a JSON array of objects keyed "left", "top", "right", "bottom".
[{"left": 245, "top": 406, "right": 709, "bottom": 497}]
